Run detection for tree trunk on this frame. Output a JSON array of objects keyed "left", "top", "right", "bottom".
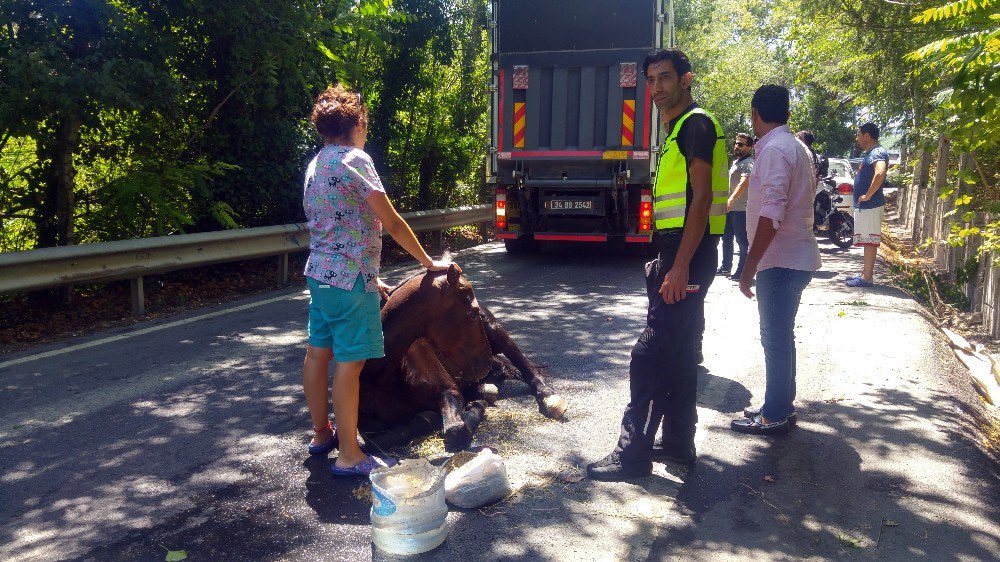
[
  {"left": 55, "top": 115, "right": 82, "bottom": 246},
  {"left": 37, "top": 113, "right": 83, "bottom": 248},
  {"left": 417, "top": 151, "right": 435, "bottom": 211}
]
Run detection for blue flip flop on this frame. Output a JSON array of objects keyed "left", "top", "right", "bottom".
[
  {"left": 330, "top": 455, "right": 397, "bottom": 477},
  {"left": 845, "top": 276, "right": 873, "bottom": 288},
  {"left": 308, "top": 430, "right": 339, "bottom": 456}
]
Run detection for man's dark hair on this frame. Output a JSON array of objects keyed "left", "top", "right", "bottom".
[
  {"left": 642, "top": 48, "right": 692, "bottom": 78},
  {"left": 735, "top": 132, "right": 754, "bottom": 147},
  {"left": 859, "top": 122, "right": 880, "bottom": 140},
  {"left": 750, "top": 85, "right": 790, "bottom": 124},
  {"left": 796, "top": 130, "right": 815, "bottom": 147}
]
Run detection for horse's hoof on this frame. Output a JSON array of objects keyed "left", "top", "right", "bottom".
[
  {"left": 443, "top": 423, "right": 473, "bottom": 451},
  {"left": 542, "top": 395, "right": 567, "bottom": 419},
  {"left": 478, "top": 383, "right": 499, "bottom": 405}
]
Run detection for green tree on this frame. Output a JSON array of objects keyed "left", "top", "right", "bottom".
[
  {"left": 907, "top": 0, "right": 999, "bottom": 254},
  {"left": 0, "top": 0, "right": 178, "bottom": 247},
  {"left": 0, "top": 0, "right": 399, "bottom": 249},
  {"left": 347, "top": 0, "right": 488, "bottom": 211},
  {"left": 677, "top": 0, "right": 792, "bottom": 140}
]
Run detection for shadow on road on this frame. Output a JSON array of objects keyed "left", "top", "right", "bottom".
[{"left": 2, "top": 244, "right": 997, "bottom": 560}]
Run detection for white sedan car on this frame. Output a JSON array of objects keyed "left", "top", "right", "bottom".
[{"left": 820, "top": 157, "right": 855, "bottom": 210}]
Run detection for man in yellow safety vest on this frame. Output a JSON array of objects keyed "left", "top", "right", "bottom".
[{"left": 588, "top": 48, "right": 728, "bottom": 481}]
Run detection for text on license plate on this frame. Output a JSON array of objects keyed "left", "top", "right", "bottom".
[{"left": 547, "top": 200, "right": 593, "bottom": 211}]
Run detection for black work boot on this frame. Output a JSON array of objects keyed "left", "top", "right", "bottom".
[
  {"left": 651, "top": 438, "right": 697, "bottom": 465},
  {"left": 586, "top": 451, "right": 652, "bottom": 481}
]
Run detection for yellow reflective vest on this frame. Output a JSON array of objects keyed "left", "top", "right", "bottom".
[{"left": 653, "top": 108, "right": 728, "bottom": 234}]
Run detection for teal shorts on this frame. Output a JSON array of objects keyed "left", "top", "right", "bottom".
[{"left": 306, "top": 274, "right": 385, "bottom": 362}]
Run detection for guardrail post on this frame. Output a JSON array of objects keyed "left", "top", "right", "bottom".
[
  {"left": 130, "top": 276, "right": 145, "bottom": 317},
  {"left": 431, "top": 230, "right": 443, "bottom": 254},
  {"left": 277, "top": 253, "right": 289, "bottom": 285}
]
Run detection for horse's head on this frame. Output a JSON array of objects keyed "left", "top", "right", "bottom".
[
  {"left": 405, "top": 264, "right": 493, "bottom": 382},
  {"left": 382, "top": 265, "right": 492, "bottom": 381}
]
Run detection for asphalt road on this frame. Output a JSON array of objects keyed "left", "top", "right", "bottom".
[{"left": 1, "top": 234, "right": 998, "bottom": 561}]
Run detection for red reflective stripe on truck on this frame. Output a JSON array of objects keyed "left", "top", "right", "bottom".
[
  {"left": 498, "top": 150, "right": 650, "bottom": 159},
  {"left": 621, "top": 99, "right": 635, "bottom": 146},
  {"left": 497, "top": 232, "right": 518, "bottom": 239},
  {"left": 534, "top": 233, "right": 608, "bottom": 242},
  {"left": 513, "top": 102, "right": 526, "bottom": 148}
]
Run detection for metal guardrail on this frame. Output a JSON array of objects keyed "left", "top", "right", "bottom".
[{"left": 0, "top": 205, "right": 492, "bottom": 315}]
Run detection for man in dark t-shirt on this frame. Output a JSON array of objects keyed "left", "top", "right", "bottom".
[
  {"left": 588, "top": 48, "right": 720, "bottom": 481},
  {"left": 847, "top": 122, "right": 889, "bottom": 287}
]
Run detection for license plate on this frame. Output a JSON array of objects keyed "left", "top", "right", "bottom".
[{"left": 547, "top": 199, "right": 593, "bottom": 211}]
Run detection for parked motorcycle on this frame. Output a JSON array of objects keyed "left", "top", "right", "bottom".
[{"left": 814, "top": 176, "right": 854, "bottom": 248}]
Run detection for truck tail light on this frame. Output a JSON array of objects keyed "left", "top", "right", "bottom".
[
  {"left": 638, "top": 189, "right": 653, "bottom": 232},
  {"left": 495, "top": 188, "right": 507, "bottom": 229},
  {"left": 838, "top": 182, "right": 853, "bottom": 195}
]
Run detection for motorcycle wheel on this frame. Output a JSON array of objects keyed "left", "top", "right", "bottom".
[{"left": 829, "top": 213, "right": 855, "bottom": 249}]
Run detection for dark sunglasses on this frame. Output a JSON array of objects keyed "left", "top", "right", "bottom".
[{"left": 734, "top": 142, "right": 748, "bottom": 147}]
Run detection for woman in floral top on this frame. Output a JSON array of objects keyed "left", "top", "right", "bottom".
[{"left": 302, "top": 85, "right": 453, "bottom": 476}]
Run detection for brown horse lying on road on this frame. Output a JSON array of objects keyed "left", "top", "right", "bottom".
[{"left": 356, "top": 264, "right": 566, "bottom": 452}]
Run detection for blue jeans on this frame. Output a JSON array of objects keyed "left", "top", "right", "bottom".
[
  {"left": 756, "top": 267, "right": 813, "bottom": 422},
  {"left": 721, "top": 211, "right": 748, "bottom": 275}
]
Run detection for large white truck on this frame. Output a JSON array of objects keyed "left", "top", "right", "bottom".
[{"left": 487, "top": 0, "right": 668, "bottom": 253}]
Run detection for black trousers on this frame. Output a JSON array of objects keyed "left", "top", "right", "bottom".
[{"left": 615, "top": 231, "right": 719, "bottom": 462}]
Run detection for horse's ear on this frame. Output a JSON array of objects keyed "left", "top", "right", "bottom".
[{"left": 447, "top": 263, "right": 461, "bottom": 287}]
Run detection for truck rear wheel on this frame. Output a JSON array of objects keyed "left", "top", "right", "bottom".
[{"left": 503, "top": 237, "right": 538, "bottom": 254}]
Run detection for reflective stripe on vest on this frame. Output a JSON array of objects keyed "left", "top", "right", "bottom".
[{"left": 653, "top": 108, "right": 728, "bottom": 234}]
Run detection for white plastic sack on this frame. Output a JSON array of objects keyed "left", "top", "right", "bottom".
[{"left": 444, "top": 448, "right": 513, "bottom": 509}]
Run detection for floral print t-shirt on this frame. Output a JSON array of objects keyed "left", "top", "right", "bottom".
[{"left": 303, "top": 145, "right": 385, "bottom": 292}]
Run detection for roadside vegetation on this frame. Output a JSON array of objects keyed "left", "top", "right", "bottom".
[
  {"left": 2, "top": 0, "right": 995, "bottom": 254},
  {"left": 1, "top": 0, "right": 489, "bottom": 252},
  {"left": 681, "top": 0, "right": 997, "bottom": 256}
]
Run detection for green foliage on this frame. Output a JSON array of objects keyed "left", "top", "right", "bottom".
[
  {"left": 0, "top": 135, "right": 38, "bottom": 252},
  {"left": 956, "top": 255, "right": 980, "bottom": 285},
  {"left": 349, "top": 0, "right": 489, "bottom": 211},
  {"left": 81, "top": 159, "right": 236, "bottom": 241},
  {"left": 1, "top": 1, "right": 492, "bottom": 252},
  {"left": 676, "top": 0, "right": 863, "bottom": 157},
  {"left": 888, "top": 262, "right": 971, "bottom": 311},
  {"left": 907, "top": 0, "right": 999, "bottom": 154},
  {"left": 160, "top": 545, "right": 188, "bottom": 561},
  {"left": 678, "top": 0, "right": 793, "bottom": 139},
  {"left": 907, "top": 0, "right": 1000, "bottom": 258}
]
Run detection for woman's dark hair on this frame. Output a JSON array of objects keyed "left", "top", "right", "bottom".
[
  {"left": 796, "top": 130, "right": 815, "bottom": 146},
  {"left": 735, "top": 132, "right": 754, "bottom": 146},
  {"left": 859, "top": 122, "right": 880, "bottom": 140},
  {"left": 751, "top": 85, "right": 790, "bottom": 125},
  {"left": 310, "top": 84, "right": 368, "bottom": 140},
  {"left": 642, "top": 48, "right": 692, "bottom": 78}
]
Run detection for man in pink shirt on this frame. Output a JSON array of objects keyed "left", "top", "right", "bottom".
[{"left": 733, "top": 85, "right": 821, "bottom": 435}]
